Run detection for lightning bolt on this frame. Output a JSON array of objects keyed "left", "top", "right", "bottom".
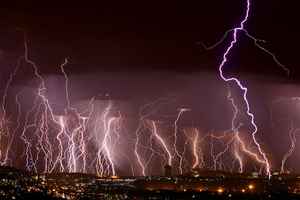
[
  {"left": 271, "top": 97, "right": 300, "bottom": 173},
  {"left": 132, "top": 97, "right": 178, "bottom": 176},
  {"left": 171, "top": 108, "right": 187, "bottom": 175},
  {"left": 150, "top": 121, "right": 172, "bottom": 167},
  {"left": 199, "top": 0, "right": 289, "bottom": 178},
  {"left": 278, "top": 119, "right": 300, "bottom": 173},
  {"left": 0, "top": 29, "right": 125, "bottom": 175}
]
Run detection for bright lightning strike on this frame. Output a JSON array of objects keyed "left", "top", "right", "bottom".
[{"left": 199, "top": 0, "right": 289, "bottom": 178}]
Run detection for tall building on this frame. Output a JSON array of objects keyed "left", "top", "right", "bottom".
[
  {"left": 251, "top": 170, "right": 259, "bottom": 179},
  {"left": 164, "top": 165, "right": 171, "bottom": 177},
  {"left": 271, "top": 171, "right": 280, "bottom": 180}
]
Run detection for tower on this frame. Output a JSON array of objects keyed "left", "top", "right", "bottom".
[
  {"left": 164, "top": 165, "right": 171, "bottom": 177},
  {"left": 28, "top": 158, "right": 33, "bottom": 172}
]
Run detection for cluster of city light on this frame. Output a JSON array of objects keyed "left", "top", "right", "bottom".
[{"left": 215, "top": 184, "right": 254, "bottom": 196}]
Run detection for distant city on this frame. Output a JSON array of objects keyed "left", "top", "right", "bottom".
[{"left": 1, "top": 165, "right": 300, "bottom": 199}]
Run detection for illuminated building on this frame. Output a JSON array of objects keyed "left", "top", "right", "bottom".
[
  {"left": 271, "top": 171, "right": 280, "bottom": 180},
  {"left": 192, "top": 168, "right": 201, "bottom": 177},
  {"left": 251, "top": 170, "right": 259, "bottom": 179}
]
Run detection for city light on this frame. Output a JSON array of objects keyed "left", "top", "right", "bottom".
[
  {"left": 217, "top": 188, "right": 224, "bottom": 193},
  {"left": 248, "top": 184, "right": 254, "bottom": 190}
]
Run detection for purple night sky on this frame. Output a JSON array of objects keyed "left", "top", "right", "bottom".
[{"left": 0, "top": 1, "right": 300, "bottom": 176}]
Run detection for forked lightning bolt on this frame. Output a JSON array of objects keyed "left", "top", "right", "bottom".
[
  {"left": 199, "top": 0, "right": 289, "bottom": 178},
  {"left": 0, "top": 29, "right": 122, "bottom": 174}
]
